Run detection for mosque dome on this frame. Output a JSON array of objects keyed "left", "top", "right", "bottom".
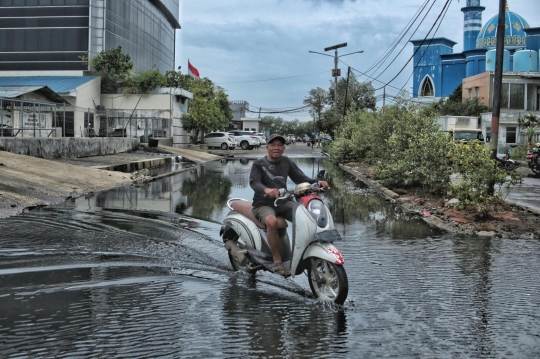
[{"left": 476, "top": 7, "right": 530, "bottom": 50}]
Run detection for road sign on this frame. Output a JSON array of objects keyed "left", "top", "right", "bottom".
[{"left": 332, "top": 69, "right": 341, "bottom": 77}]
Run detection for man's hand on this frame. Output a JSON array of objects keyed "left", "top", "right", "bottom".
[
  {"left": 318, "top": 180, "right": 330, "bottom": 189},
  {"left": 264, "top": 188, "right": 280, "bottom": 198}
]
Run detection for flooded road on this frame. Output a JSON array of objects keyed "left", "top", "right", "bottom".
[{"left": 1, "top": 157, "right": 540, "bottom": 358}]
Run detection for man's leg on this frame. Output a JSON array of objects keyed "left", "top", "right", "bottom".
[
  {"left": 252, "top": 205, "right": 288, "bottom": 265},
  {"left": 263, "top": 214, "right": 282, "bottom": 264}
]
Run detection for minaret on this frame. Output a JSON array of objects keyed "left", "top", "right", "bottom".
[{"left": 461, "top": 0, "right": 485, "bottom": 51}]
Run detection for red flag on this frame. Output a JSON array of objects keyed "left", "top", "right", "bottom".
[{"left": 188, "top": 60, "right": 200, "bottom": 78}]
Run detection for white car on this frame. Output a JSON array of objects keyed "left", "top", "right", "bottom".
[
  {"left": 228, "top": 130, "right": 261, "bottom": 150},
  {"left": 203, "top": 132, "right": 236, "bottom": 150},
  {"left": 255, "top": 132, "right": 267, "bottom": 145}
]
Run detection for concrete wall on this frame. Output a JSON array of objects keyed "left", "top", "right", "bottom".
[
  {"left": 62, "top": 77, "right": 102, "bottom": 137},
  {"left": 462, "top": 71, "right": 491, "bottom": 105},
  {"left": 102, "top": 90, "right": 192, "bottom": 148},
  {"left": 0, "top": 137, "right": 139, "bottom": 159}
]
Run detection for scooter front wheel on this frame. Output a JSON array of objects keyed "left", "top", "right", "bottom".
[{"left": 307, "top": 258, "right": 348, "bottom": 305}]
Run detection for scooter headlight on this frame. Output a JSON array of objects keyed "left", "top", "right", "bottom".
[{"left": 307, "top": 199, "right": 328, "bottom": 228}]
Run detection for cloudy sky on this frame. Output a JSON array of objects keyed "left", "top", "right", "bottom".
[{"left": 176, "top": 0, "right": 539, "bottom": 121}]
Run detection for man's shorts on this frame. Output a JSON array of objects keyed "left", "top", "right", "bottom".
[{"left": 252, "top": 201, "right": 296, "bottom": 225}]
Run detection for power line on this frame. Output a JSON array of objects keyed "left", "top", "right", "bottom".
[
  {"left": 364, "top": 0, "right": 434, "bottom": 77},
  {"left": 216, "top": 71, "right": 328, "bottom": 85},
  {"left": 387, "top": 0, "right": 452, "bottom": 104},
  {"left": 369, "top": 0, "right": 438, "bottom": 82},
  {"left": 374, "top": 0, "right": 453, "bottom": 91}
]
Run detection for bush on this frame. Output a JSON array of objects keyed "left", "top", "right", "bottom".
[
  {"left": 373, "top": 105, "right": 453, "bottom": 194},
  {"left": 123, "top": 66, "right": 167, "bottom": 94},
  {"left": 447, "top": 141, "right": 522, "bottom": 213},
  {"left": 510, "top": 144, "right": 528, "bottom": 160},
  {"left": 328, "top": 95, "right": 523, "bottom": 212}
]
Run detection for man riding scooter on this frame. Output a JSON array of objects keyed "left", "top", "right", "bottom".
[{"left": 249, "top": 134, "right": 329, "bottom": 276}]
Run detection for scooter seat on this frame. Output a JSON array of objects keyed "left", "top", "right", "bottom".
[{"left": 230, "top": 200, "right": 266, "bottom": 228}]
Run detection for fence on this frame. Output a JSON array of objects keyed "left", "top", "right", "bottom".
[
  {"left": 518, "top": 132, "right": 540, "bottom": 146},
  {"left": 0, "top": 97, "right": 171, "bottom": 140},
  {"left": 0, "top": 97, "right": 63, "bottom": 138}
]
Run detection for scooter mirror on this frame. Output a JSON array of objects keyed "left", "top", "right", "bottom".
[
  {"left": 317, "top": 169, "right": 326, "bottom": 179},
  {"left": 273, "top": 176, "right": 286, "bottom": 188}
]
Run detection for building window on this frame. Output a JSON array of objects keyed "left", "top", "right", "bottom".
[
  {"left": 501, "top": 83, "right": 509, "bottom": 108},
  {"left": 420, "top": 77, "right": 434, "bottom": 97},
  {"left": 475, "top": 87, "right": 479, "bottom": 99},
  {"left": 468, "top": 88, "right": 473, "bottom": 100},
  {"left": 506, "top": 126, "right": 516, "bottom": 143},
  {"left": 510, "top": 84, "right": 524, "bottom": 110}
]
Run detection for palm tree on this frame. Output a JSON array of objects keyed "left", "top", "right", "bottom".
[{"left": 518, "top": 113, "right": 538, "bottom": 153}]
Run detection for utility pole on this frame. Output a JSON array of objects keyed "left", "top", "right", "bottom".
[
  {"left": 343, "top": 67, "right": 350, "bottom": 117},
  {"left": 324, "top": 43, "right": 347, "bottom": 104},
  {"left": 489, "top": 0, "right": 506, "bottom": 194},
  {"left": 309, "top": 45, "right": 363, "bottom": 106},
  {"left": 491, "top": 0, "right": 505, "bottom": 160},
  {"left": 382, "top": 86, "right": 386, "bottom": 113}
]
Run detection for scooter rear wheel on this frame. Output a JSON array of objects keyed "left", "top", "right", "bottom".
[
  {"left": 227, "top": 236, "right": 258, "bottom": 274},
  {"left": 307, "top": 258, "right": 348, "bottom": 305},
  {"left": 504, "top": 161, "right": 515, "bottom": 170}
]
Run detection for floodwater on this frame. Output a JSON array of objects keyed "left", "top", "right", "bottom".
[{"left": 1, "top": 158, "right": 540, "bottom": 358}]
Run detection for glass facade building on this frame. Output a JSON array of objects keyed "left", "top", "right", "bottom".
[{"left": 0, "top": 0, "right": 180, "bottom": 73}]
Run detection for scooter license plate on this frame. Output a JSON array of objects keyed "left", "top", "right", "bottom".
[
  {"left": 314, "top": 229, "right": 342, "bottom": 243},
  {"left": 526, "top": 159, "right": 531, "bottom": 163}
]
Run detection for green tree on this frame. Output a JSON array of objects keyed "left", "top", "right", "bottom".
[
  {"left": 124, "top": 65, "right": 167, "bottom": 94},
  {"left": 310, "top": 73, "right": 376, "bottom": 137},
  {"left": 180, "top": 77, "right": 233, "bottom": 142},
  {"left": 90, "top": 46, "right": 134, "bottom": 93},
  {"left": 517, "top": 113, "right": 539, "bottom": 151},
  {"left": 166, "top": 70, "right": 195, "bottom": 91},
  {"left": 303, "top": 87, "right": 328, "bottom": 135}
]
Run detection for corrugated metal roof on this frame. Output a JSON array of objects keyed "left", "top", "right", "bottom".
[
  {"left": 0, "top": 85, "right": 70, "bottom": 103},
  {"left": 0, "top": 85, "right": 46, "bottom": 98},
  {"left": 0, "top": 76, "right": 98, "bottom": 93}
]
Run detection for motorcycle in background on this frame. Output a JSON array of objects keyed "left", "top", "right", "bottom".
[
  {"left": 220, "top": 170, "right": 349, "bottom": 305},
  {"left": 496, "top": 145, "right": 517, "bottom": 171},
  {"left": 526, "top": 142, "right": 540, "bottom": 174}
]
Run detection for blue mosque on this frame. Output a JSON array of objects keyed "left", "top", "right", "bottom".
[{"left": 411, "top": 0, "right": 540, "bottom": 101}]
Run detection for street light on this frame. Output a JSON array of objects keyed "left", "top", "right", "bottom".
[{"left": 308, "top": 43, "right": 364, "bottom": 103}]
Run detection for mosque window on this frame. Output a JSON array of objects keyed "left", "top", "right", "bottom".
[{"left": 420, "top": 77, "right": 434, "bottom": 97}]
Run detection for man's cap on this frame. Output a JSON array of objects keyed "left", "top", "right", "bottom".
[{"left": 267, "top": 134, "right": 286, "bottom": 144}]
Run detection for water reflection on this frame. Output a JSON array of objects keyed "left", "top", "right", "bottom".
[
  {"left": 52, "top": 158, "right": 446, "bottom": 243},
  {"left": 220, "top": 276, "right": 350, "bottom": 358},
  {"left": 293, "top": 158, "right": 445, "bottom": 240},
  {"left": 179, "top": 168, "right": 232, "bottom": 218}
]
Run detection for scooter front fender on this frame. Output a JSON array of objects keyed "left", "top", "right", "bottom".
[{"left": 302, "top": 243, "right": 344, "bottom": 265}]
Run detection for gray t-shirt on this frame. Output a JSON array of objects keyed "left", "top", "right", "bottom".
[{"left": 249, "top": 156, "right": 317, "bottom": 206}]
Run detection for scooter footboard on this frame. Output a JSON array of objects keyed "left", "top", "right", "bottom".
[{"left": 303, "top": 243, "right": 344, "bottom": 265}]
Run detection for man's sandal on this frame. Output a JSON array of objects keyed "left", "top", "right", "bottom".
[{"left": 270, "top": 263, "right": 288, "bottom": 276}]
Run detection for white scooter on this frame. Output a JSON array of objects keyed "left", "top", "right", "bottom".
[{"left": 220, "top": 171, "right": 348, "bottom": 305}]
